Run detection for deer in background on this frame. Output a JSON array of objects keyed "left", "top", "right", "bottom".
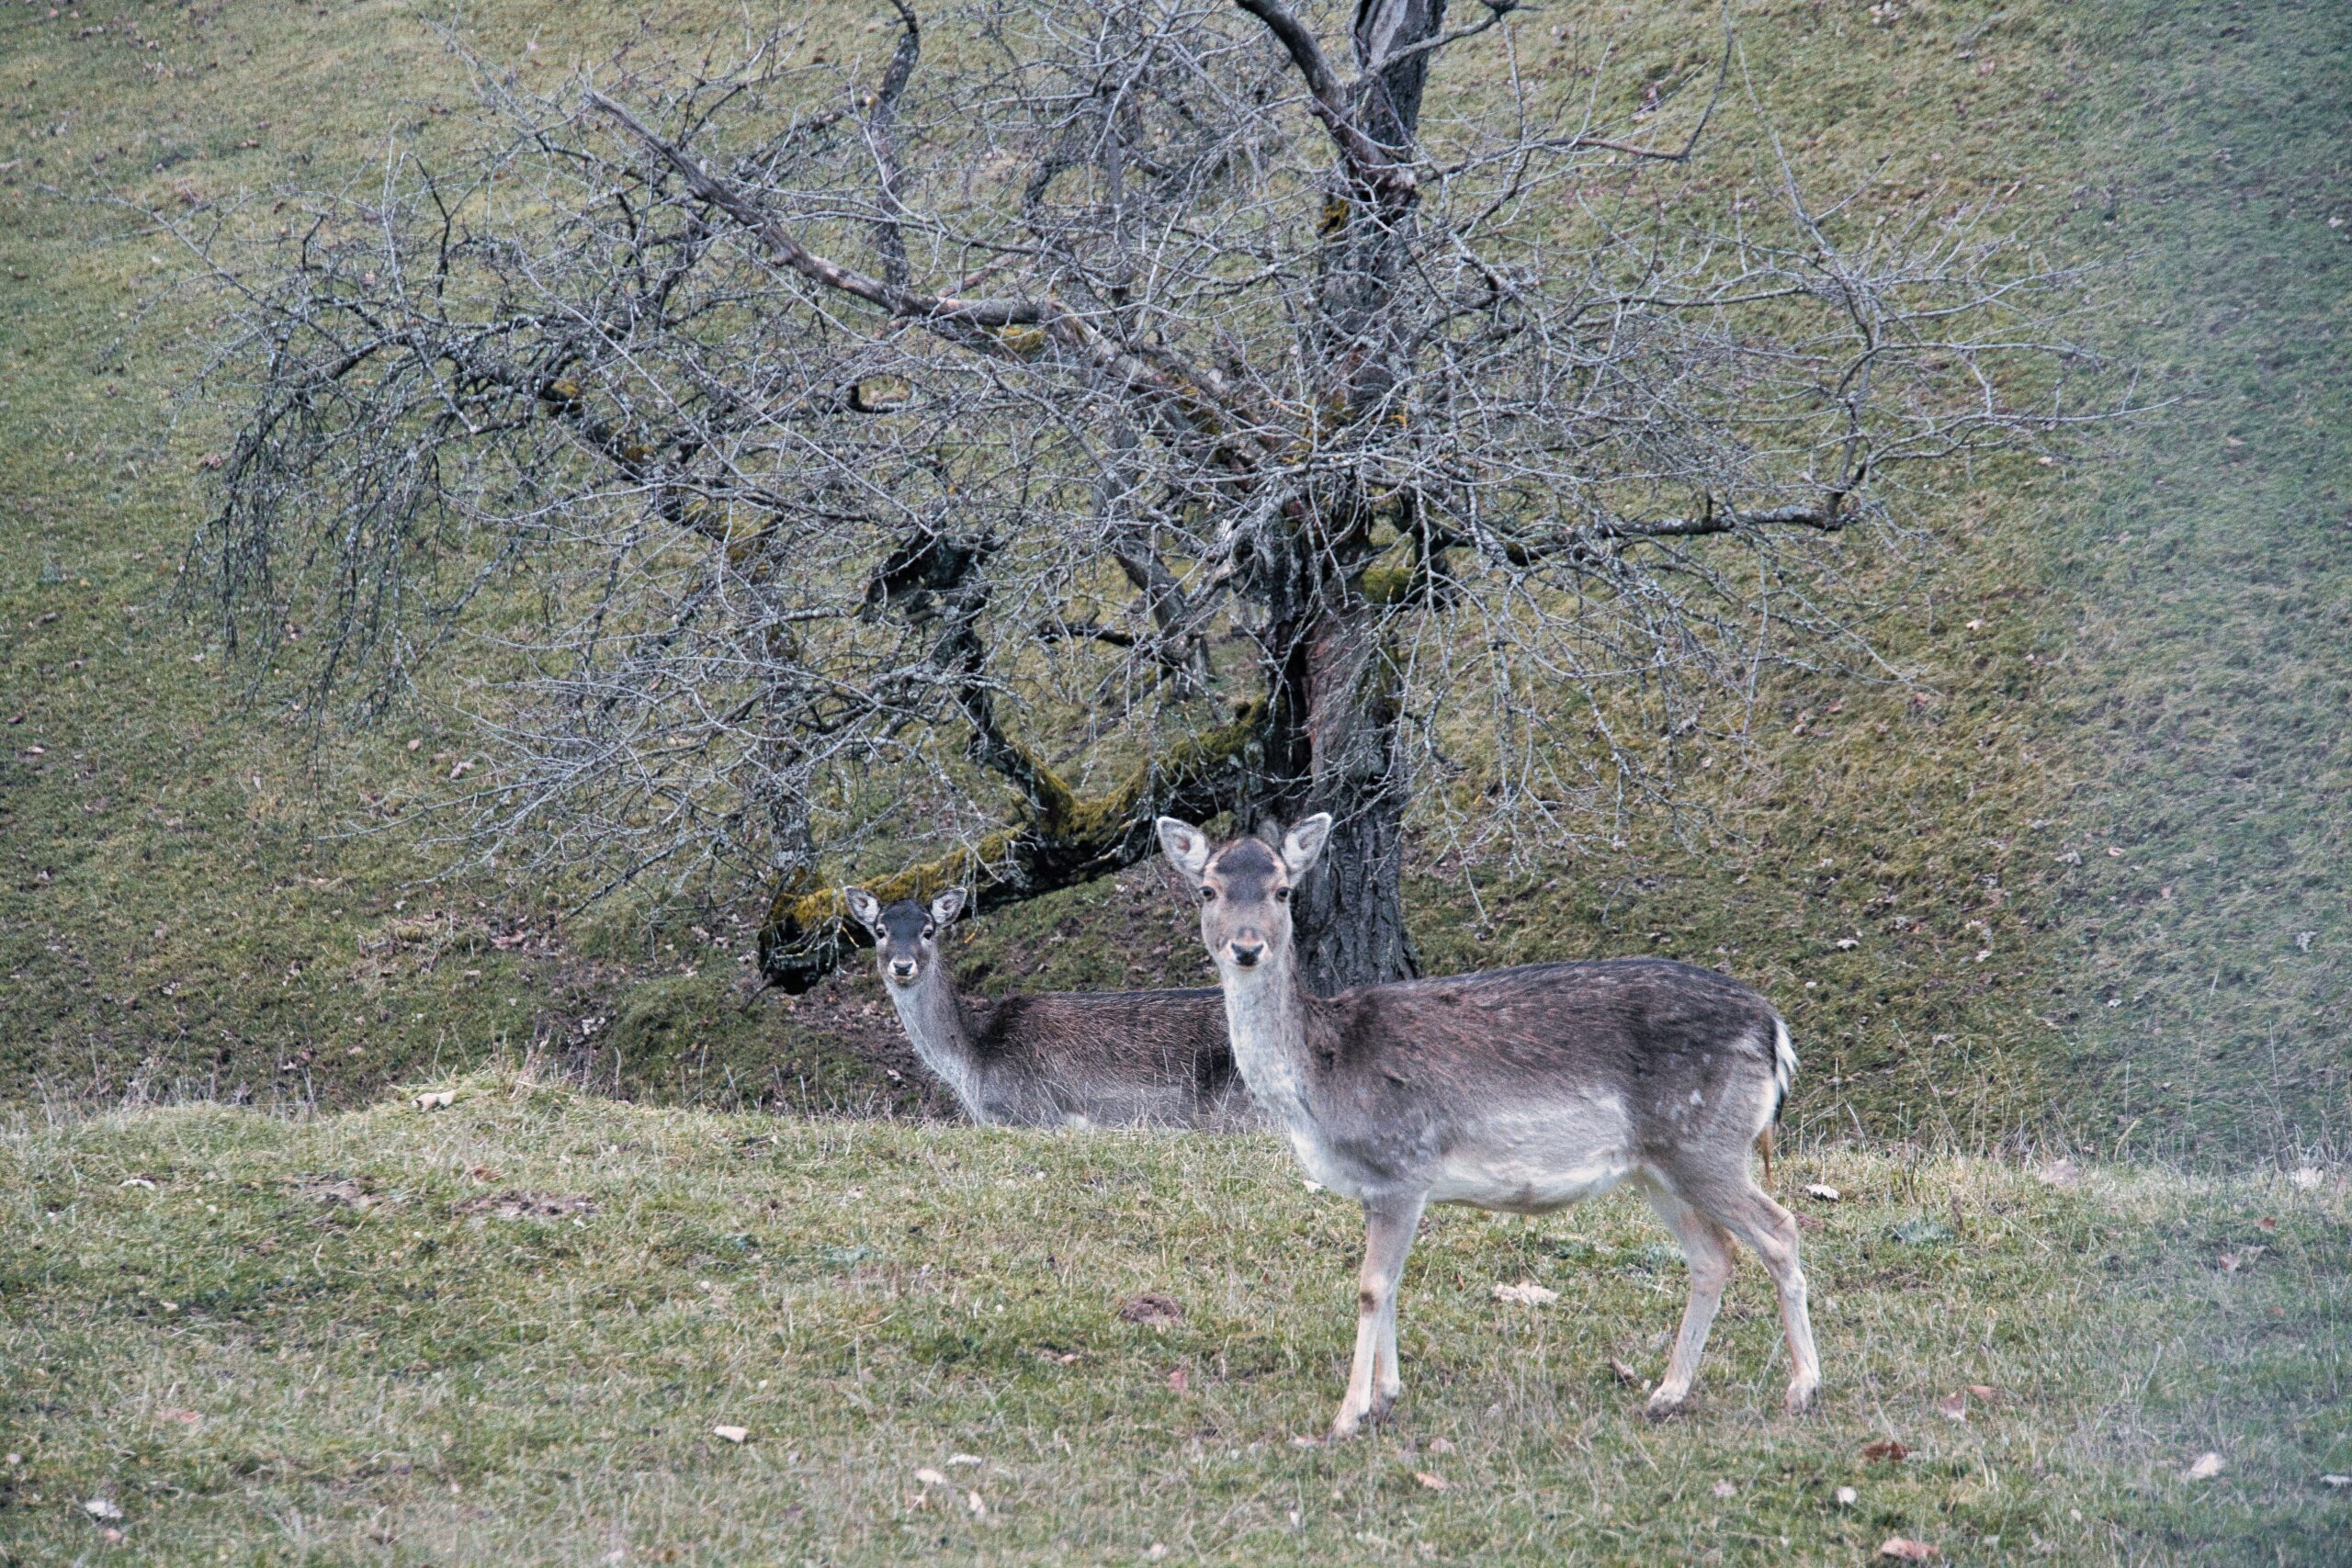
[
  {"left": 843, "top": 887, "right": 1256, "bottom": 1130},
  {"left": 1156, "top": 813, "right": 1818, "bottom": 1439}
]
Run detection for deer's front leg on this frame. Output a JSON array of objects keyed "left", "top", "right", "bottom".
[{"left": 1332, "top": 1194, "right": 1426, "bottom": 1440}]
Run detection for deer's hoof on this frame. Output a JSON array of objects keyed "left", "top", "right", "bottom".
[
  {"left": 1328, "top": 1406, "right": 1369, "bottom": 1442},
  {"left": 1783, "top": 1376, "right": 1819, "bottom": 1416},
  {"left": 1644, "top": 1388, "right": 1690, "bottom": 1420},
  {"left": 1369, "top": 1386, "right": 1401, "bottom": 1421}
]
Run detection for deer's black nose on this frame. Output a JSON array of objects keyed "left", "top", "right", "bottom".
[
  {"left": 888, "top": 959, "right": 918, "bottom": 980},
  {"left": 1228, "top": 939, "right": 1264, "bottom": 968}
]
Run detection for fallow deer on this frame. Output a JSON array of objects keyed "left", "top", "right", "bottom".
[
  {"left": 1155, "top": 814, "right": 1819, "bottom": 1438},
  {"left": 844, "top": 887, "right": 1255, "bottom": 1130}
]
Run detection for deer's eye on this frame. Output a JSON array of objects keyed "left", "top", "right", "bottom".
[
  {"left": 1199, "top": 886, "right": 1216, "bottom": 903},
  {"left": 921, "top": 923, "right": 934, "bottom": 938},
  {"left": 1273, "top": 886, "right": 1291, "bottom": 903}
]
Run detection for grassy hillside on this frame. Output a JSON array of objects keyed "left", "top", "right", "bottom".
[
  {"left": 1, "top": 1077, "right": 2345, "bottom": 1563},
  {"left": 0, "top": 0, "right": 2343, "bottom": 1155}
]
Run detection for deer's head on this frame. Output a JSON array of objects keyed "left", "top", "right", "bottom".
[
  {"left": 1156, "top": 812, "right": 1331, "bottom": 976},
  {"left": 843, "top": 886, "right": 967, "bottom": 989}
]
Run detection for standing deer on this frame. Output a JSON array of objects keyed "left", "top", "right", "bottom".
[
  {"left": 843, "top": 887, "right": 1255, "bottom": 1130},
  {"left": 1156, "top": 814, "right": 1819, "bottom": 1438}
]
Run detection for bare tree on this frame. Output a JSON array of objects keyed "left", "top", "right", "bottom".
[{"left": 175, "top": 1, "right": 2095, "bottom": 994}]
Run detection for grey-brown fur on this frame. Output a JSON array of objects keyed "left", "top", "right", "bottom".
[
  {"left": 843, "top": 887, "right": 1255, "bottom": 1130},
  {"left": 1157, "top": 814, "right": 1818, "bottom": 1438}
]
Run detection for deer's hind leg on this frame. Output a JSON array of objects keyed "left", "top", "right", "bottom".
[
  {"left": 1683, "top": 1168, "right": 1820, "bottom": 1415},
  {"left": 1638, "top": 1180, "right": 1737, "bottom": 1416}
]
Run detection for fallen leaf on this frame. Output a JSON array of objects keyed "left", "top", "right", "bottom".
[
  {"left": 1860, "top": 1439, "right": 1910, "bottom": 1464},
  {"left": 946, "top": 1454, "right": 983, "bottom": 1468},
  {"left": 2289, "top": 1167, "right": 2323, "bottom": 1190},
  {"left": 1835, "top": 1485, "right": 1860, "bottom": 1506},
  {"left": 1167, "top": 1368, "right": 1189, "bottom": 1393},
  {"left": 84, "top": 1498, "right": 124, "bottom": 1521},
  {"left": 710, "top": 1425, "right": 749, "bottom": 1445},
  {"left": 965, "top": 1490, "right": 987, "bottom": 1517},
  {"left": 1938, "top": 1391, "right": 1968, "bottom": 1422},
  {"left": 1116, "top": 1292, "right": 1183, "bottom": 1328},
  {"left": 1967, "top": 1383, "right": 2000, "bottom": 1402},
  {"left": 466, "top": 1166, "right": 503, "bottom": 1184},
  {"left": 1835, "top": 937, "right": 1860, "bottom": 950},
  {"left": 1609, "top": 1359, "right": 1644, "bottom": 1385},
  {"left": 1415, "top": 1472, "right": 1451, "bottom": 1492},
  {"left": 159, "top": 1407, "right": 200, "bottom": 1426},
  {"left": 1879, "top": 1539, "right": 1940, "bottom": 1562},
  {"left": 119, "top": 1177, "right": 156, "bottom": 1190},
  {"left": 1427, "top": 1436, "right": 1455, "bottom": 1455},
  {"left": 1712, "top": 1479, "right": 1737, "bottom": 1498},
  {"left": 2320, "top": 1473, "right": 2350, "bottom": 1489},
  {"left": 1300, "top": 1179, "right": 1326, "bottom": 1194},
  {"left": 914, "top": 1467, "right": 950, "bottom": 1487},
  {"left": 414, "top": 1090, "right": 456, "bottom": 1111},
  {"left": 1804, "top": 1183, "right": 1842, "bottom": 1202},
  {"left": 2183, "top": 1451, "right": 2224, "bottom": 1481},
  {"left": 1491, "top": 1280, "right": 1558, "bottom": 1306},
  {"left": 102, "top": 1528, "right": 124, "bottom": 1544}
]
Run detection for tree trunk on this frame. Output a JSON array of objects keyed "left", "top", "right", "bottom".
[
  {"left": 1255, "top": 0, "right": 1448, "bottom": 994},
  {"left": 1255, "top": 596, "right": 1418, "bottom": 995}
]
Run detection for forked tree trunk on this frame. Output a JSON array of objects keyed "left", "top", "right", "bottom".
[{"left": 1254, "top": 0, "right": 1447, "bottom": 994}]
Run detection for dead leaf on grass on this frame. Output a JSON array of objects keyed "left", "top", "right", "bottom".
[
  {"left": 1491, "top": 1280, "right": 1558, "bottom": 1306},
  {"left": 1427, "top": 1436, "right": 1456, "bottom": 1455},
  {"left": 710, "top": 1425, "right": 749, "bottom": 1445},
  {"left": 1879, "top": 1539, "right": 1940, "bottom": 1562},
  {"left": 913, "top": 1467, "right": 950, "bottom": 1487},
  {"left": 2183, "top": 1451, "right": 2224, "bottom": 1481},
  {"left": 158, "top": 1407, "right": 200, "bottom": 1427},
  {"left": 413, "top": 1090, "right": 457, "bottom": 1111},
  {"left": 1610, "top": 1359, "right": 1645, "bottom": 1386},
  {"left": 1938, "top": 1391, "right": 1968, "bottom": 1422},
  {"left": 1711, "top": 1479, "right": 1736, "bottom": 1498},
  {"left": 1860, "top": 1439, "right": 1910, "bottom": 1464},
  {"left": 83, "top": 1498, "right": 123, "bottom": 1522},
  {"left": 1415, "top": 1472, "right": 1451, "bottom": 1492},
  {"left": 1803, "top": 1183, "right": 1842, "bottom": 1202}
]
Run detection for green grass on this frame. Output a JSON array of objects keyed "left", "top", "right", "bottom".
[
  {"left": 1, "top": 1, "right": 2345, "bottom": 1151},
  {"left": 1, "top": 1077, "right": 2345, "bottom": 1563}
]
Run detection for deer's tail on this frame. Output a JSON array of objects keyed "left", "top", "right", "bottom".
[{"left": 1759, "top": 1015, "right": 1797, "bottom": 1180}]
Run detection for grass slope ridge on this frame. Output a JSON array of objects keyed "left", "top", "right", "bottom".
[{"left": 2, "top": 1079, "right": 2346, "bottom": 1563}]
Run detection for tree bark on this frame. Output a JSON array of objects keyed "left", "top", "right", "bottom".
[{"left": 1248, "top": 0, "right": 1449, "bottom": 994}]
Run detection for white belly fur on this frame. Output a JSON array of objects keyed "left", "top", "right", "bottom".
[{"left": 1426, "top": 1095, "right": 1635, "bottom": 1213}]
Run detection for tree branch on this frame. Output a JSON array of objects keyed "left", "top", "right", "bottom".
[{"left": 757, "top": 699, "right": 1268, "bottom": 990}]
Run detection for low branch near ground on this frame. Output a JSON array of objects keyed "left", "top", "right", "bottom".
[{"left": 757, "top": 699, "right": 1266, "bottom": 992}]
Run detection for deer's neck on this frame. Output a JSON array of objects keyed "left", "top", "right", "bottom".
[
  {"left": 885, "top": 966, "right": 989, "bottom": 1121},
  {"left": 1216, "top": 954, "right": 1317, "bottom": 1132}
]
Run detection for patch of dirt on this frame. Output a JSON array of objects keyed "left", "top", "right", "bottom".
[
  {"left": 455, "top": 1190, "right": 597, "bottom": 1221},
  {"left": 295, "top": 1176, "right": 396, "bottom": 1212},
  {"left": 1115, "top": 1291, "right": 1184, "bottom": 1328}
]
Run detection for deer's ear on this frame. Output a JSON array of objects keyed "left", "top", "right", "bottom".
[
  {"left": 843, "top": 887, "right": 882, "bottom": 933},
  {"left": 929, "top": 887, "right": 967, "bottom": 927},
  {"left": 1281, "top": 812, "right": 1334, "bottom": 877},
  {"left": 1157, "top": 816, "right": 1212, "bottom": 879}
]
